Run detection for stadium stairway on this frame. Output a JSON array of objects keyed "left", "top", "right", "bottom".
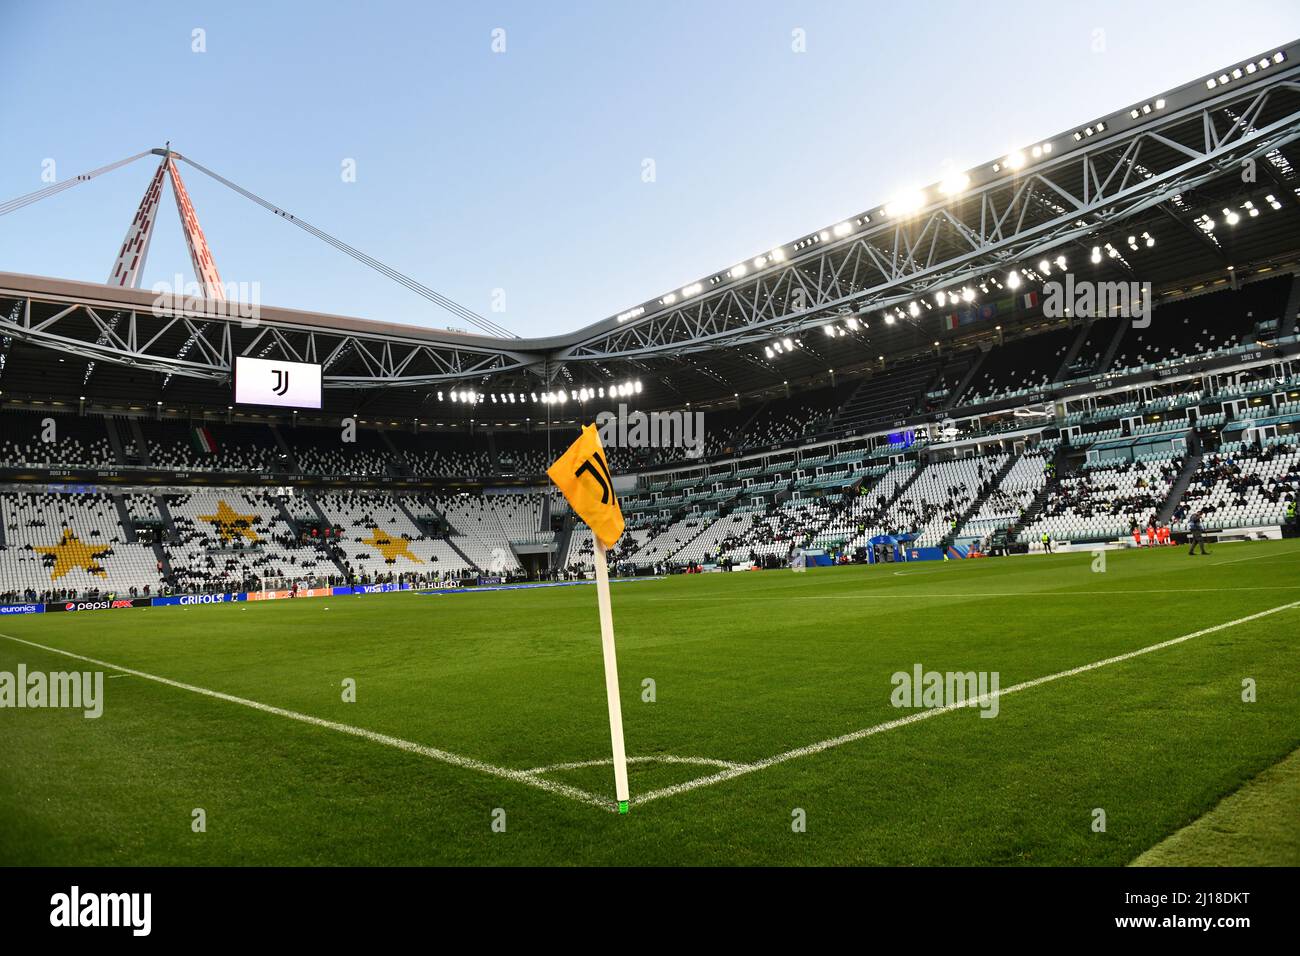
[
  {"left": 125, "top": 418, "right": 151, "bottom": 466},
  {"left": 1052, "top": 321, "right": 1093, "bottom": 383},
  {"left": 1156, "top": 442, "right": 1203, "bottom": 526},
  {"left": 273, "top": 496, "right": 302, "bottom": 537},
  {"left": 268, "top": 425, "right": 299, "bottom": 470},
  {"left": 833, "top": 358, "right": 939, "bottom": 430},
  {"left": 111, "top": 493, "right": 138, "bottom": 540},
  {"left": 377, "top": 431, "right": 412, "bottom": 477},
  {"left": 444, "top": 536, "right": 481, "bottom": 573},
  {"left": 940, "top": 452, "right": 1021, "bottom": 550},
  {"left": 149, "top": 493, "right": 177, "bottom": 579},
  {"left": 300, "top": 490, "right": 333, "bottom": 530},
  {"left": 942, "top": 350, "right": 986, "bottom": 409},
  {"left": 154, "top": 495, "right": 180, "bottom": 541},
  {"left": 1004, "top": 448, "right": 1068, "bottom": 546},
  {"left": 104, "top": 417, "right": 130, "bottom": 465},
  {"left": 1097, "top": 314, "right": 1130, "bottom": 374},
  {"left": 657, "top": 511, "right": 730, "bottom": 565},
  {"left": 860, "top": 459, "right": 927, "bottom": 536},
  {"left": 151, "top": 541, "right": 174, "bottom": 582},
  {"left": 728, "top": 400, "right": 770, "bottom": 451},
  {"left": 553, "top": 514, "right": 574, "bottom": 572},
  {"left": 420, "top": 498, "right": 483, "bottom": 572},
  {"left": 393, "top": 495, "right": 432, "bottom": 536},
  {"left": 300, "top": 491, "right": 353, "bottom": 579}
]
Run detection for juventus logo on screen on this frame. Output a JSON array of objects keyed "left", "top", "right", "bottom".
[{"left": 233, "top": 356, "right": 322, "bottom": 409}]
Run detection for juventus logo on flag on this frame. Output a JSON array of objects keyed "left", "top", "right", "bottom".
[
  {"left": 574, "top": 450, "right": 613, "bottom": 504},
  {"left": 547, "top": 425, "right": 624, "bottom": 548}
]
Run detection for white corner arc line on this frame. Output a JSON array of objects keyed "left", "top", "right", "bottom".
[
  {"left": 525, "top": 755, "right": 743, "bottom": 776},
  {"left": 0, "top": 632, "right": 613, "bottom": 811},
  {"left": 629, "top": 599, "right": 1300, "bottom": 807}
]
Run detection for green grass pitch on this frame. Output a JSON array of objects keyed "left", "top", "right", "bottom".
[{"left": 2, "top": 540, "right": 1299, "bottom": 866}]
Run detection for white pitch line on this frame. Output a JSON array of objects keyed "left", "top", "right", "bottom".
[
  {"left": 1204, "top": 548, "right": 1300, "bottom": 568},
  {"left": 793, "top": 585, "right": 1300, "bottom": 599},
  {"left": 629, "top": 599, "right": 1300, "bottom": 807},
  {"left": 0, "top": 632, "right": 611, "bottom": 811},
  {"left": 525, "top": 754, "right": 743, "bottom": 775}
]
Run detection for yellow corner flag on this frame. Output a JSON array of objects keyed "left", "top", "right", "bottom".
[
  {"left": 547, "top": 423, "right": 624, "bottom": 549},
  {"left": 547, "top": 423, "right": 630, "bottom": 813}
]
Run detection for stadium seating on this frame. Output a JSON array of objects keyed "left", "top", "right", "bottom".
[
  {"left": 315, "top": 491, "right": 474, "bottom": 580},
  {"left": 629, "top": 512, "right": 719, "bottom": 568},
  {"left": 716, "top": 497, "right": 836, "bottom": 563},
  {"left": 894, "top": 453, "right": 1009, "bottom": 546},
  {"left": 561, "top": 524, "right": 653, "bottom": 573},
  {"left": 163, "top": 488, "right": 338, "bottom": 591},
  {"left": 959, "top": 327, "right": 1076, "bottom": 405},
  {"left": 1018, "top": 454, "right": 1182, "bottom": 544},
  {"left": 957, "top": 449, "right": 1049, "bottom": 545},
  {"left": 0, "top": 491, "right": 162, "bottom": 601},
  {"left": 1108, "top": 277, "right": 1290, "bottom": 376},
  {"left": 136, "top": 419, "right": 283, "bottom": 473},
  {"left": 1173, "top": 441, "right": 1300, "bottom": 532},
  {"left": 815, "top": 460, "right": 917, "bottom": 550},
  {"left": 429, "top": 492, "right": 546, "bottom": 573},
  {"left": 1060, "top": 316, "right": 1122, "bottom": 381},
  {"left": 2, "top": 269, "right": 1298, "bottom": 602},
  {"left": 834, "top": 356, "right": 939, "bottom": 430},
  {"left": 0, "top": 411, "right": 116, "bottom": 469}
]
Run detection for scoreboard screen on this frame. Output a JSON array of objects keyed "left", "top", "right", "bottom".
[{"left": 233, "top": 357, "right": 322, "bottom": 409}]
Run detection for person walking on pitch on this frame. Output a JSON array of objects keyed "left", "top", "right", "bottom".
[{"left": 1187, "top": 512, "right": 1209, "bottom": 555}]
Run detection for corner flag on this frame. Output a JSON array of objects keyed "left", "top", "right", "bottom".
[
  {"left": 547, "top": 424, "right": 630, "bottom": 813},
  {"left": 547, "top": 424, "right": 623, "bottom": 549}
]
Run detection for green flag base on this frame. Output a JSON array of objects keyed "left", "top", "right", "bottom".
[{"left": 618, "top": 801, "right": 629, "bottom": 814}]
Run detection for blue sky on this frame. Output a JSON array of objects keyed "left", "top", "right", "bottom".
[{"left": 2, "top": 1, "right": 1298, "bottom": 337}]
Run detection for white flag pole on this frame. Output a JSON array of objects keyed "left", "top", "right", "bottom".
[{"left": 592, "top": 539, "right": 630, "bottom": 813}]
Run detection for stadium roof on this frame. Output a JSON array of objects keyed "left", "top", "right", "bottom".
[{"left": 2, "top": 39, "right": 1300, "bottom": 422}]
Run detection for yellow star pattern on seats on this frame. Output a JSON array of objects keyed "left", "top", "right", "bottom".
[
  {"left": 199, "top": 500, "right": 261, "bottom": 542},
  {"left": 362, "top": 527, "right": 422, "bottom": 564},
  {"left": 35, "top": 529, "right": 109, "bottom": 580}
]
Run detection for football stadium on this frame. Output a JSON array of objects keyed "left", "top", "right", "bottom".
[{"left": 2, "top": 4, "right": 1300, "bottom": 921}]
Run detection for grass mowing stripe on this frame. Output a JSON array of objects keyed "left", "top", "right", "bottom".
[
  {"left": 0, "top": 631, "right": 612, "bottom": 812},
  {"left": 1131, "top": 746, "right": 1300, "bottom": 866},
  {"left": 647, "top": 585, "right": 1300, "bottom": 604},
  {"left": 630, "top": 599, "right": 1300, "bottom": 807}
]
